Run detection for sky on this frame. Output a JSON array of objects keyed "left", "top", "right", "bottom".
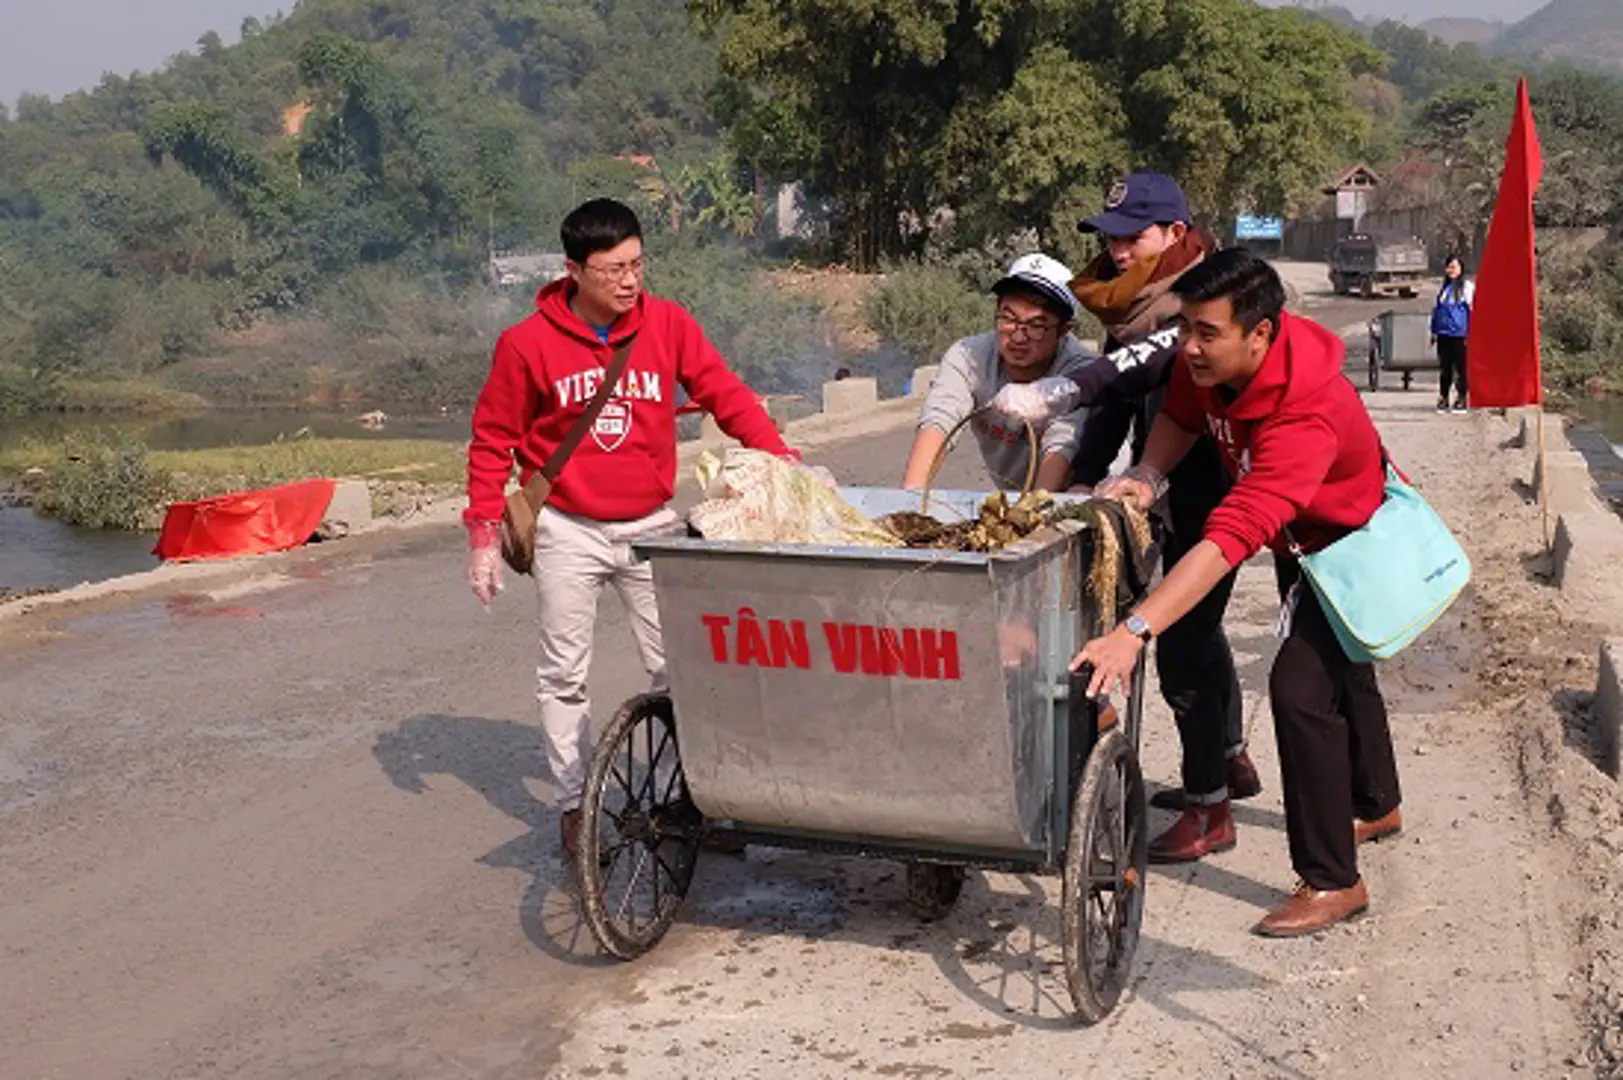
[
  {"left": 1, "top": 0, "right": 281, "bottom": 110},
  {"left": 1, "top": 0, "right": 1556, "bottom": 112}
]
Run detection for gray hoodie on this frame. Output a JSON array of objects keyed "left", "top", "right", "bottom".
[{"left": 916, "top": 331, "right": 1097, "bottom": 490}]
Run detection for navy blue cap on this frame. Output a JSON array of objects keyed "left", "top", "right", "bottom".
[{"left": 1079, "top": 172, "right": 1191, "bottom": 237}]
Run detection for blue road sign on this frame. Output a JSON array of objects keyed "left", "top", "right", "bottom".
[{"left": 1235, "top": 214, "right": 1284, "bottom": 241}]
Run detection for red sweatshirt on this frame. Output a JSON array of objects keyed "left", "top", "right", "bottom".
[
  {"left": 1162, "top": 311, "right": 1385, "bottom": 567},
  {"left": 466, "top": 280, "right": 790, "bottom": 524}
]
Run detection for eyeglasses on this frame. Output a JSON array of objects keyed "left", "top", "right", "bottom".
[
  {"left": 996, "top": 312, "right": 1060, "bottom": 339},
  {"left": 582, "top": 256, "right": 648, "bottom": 283}
]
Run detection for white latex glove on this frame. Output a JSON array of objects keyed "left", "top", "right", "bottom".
[
  {"left": 1095, "top": 464, "right": 1167, "bottom": 512},
  {"left": 469, "top": 545, "right": 503, "bottom": 606},
  {"left": 989, "top": 377, "right": 1081, "bottom": 425},
  {"left": 466, "top": 519, "right": 504, "bottom": 607}
]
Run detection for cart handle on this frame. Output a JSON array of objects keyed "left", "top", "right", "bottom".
[{"left": 921, "top": 405, "right": 1038, "bottom": 516}]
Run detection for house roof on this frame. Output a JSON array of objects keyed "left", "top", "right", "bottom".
[{"left": 1322, "top": 164, "right": 1382, "bottom": 194}]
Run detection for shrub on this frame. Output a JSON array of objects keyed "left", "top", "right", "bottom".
[
  {"left": 865, "top": 261, "right": 991, "bottom": 362},
  {"left": 33, "top": 435, "right": 173, "bottom": 531}
]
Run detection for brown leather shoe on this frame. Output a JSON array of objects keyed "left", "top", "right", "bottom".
[
  {"left": 1354, "top": 807, "right": 1403, "bottom": 846},
  {"left": 1148, "top": 802, "right": 1237, "bottom": 863},
  {"left": 560, "top": 808, "right": 584, "bottom": 859},
  {"left": 1253, "top": 879, "right": 1369, "bottom": 938},
  {"left": 1149, "top": 748, "right": 1263, "bottom": 811},
  {"left": 1227, "top": 748, "right": 1263, "bottom": 800}
]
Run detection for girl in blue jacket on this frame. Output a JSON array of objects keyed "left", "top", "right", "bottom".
[{"left": 1430, "top": 257, "right": 1474, "bottom": 414}]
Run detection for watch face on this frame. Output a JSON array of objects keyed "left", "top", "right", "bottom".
[{"left": 1126, "top": 615, "right": 1150, "bottom": 638}]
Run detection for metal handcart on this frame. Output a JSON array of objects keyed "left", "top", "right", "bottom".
[
  {"left": 1367, "top": 309, "right": 1438, "bottom": 391},
  {"left": 574, "top": 480, "right": 1154, "bottom": 1023}
]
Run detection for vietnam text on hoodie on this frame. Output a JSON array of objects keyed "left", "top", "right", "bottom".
[{"left": 466, "top": 279, "right": 788, "bottom": 524}]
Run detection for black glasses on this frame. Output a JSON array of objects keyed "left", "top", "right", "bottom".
[
  {"left": 996, "top": 312, "right": 1060, "bottom": 339},
  {"left": 583, "top": 256, "right": 648, "bottom": 283}
]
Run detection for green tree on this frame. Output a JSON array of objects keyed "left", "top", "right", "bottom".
[{"left": 692, "top": 0, "right": 1380, "bottom": 266}]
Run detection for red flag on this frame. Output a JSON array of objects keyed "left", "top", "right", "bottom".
[{"left": 1467, "top": 77, "right": 1544, "bottom": 408}]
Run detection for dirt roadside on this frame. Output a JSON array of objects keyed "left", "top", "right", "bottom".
[{"left": 545, "top": 396, "right": 1622, "bottom": 1077}]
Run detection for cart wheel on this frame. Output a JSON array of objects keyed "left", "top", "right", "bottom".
[
  {"left": 905, "top": 862, "right": 966, "bottom": 922},
  {"left": 578, "top": 693, "right": 702, "bottom": 959},
  {"left": 1061, "top": 726, "right": 1148, "bottom": 1024}
]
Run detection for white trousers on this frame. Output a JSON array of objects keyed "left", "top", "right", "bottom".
[{"left": 534, "top": 505, "right": 673, "bottom": 809}]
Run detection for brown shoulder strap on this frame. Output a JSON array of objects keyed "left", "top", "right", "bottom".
[{"left": 520, "top": 335, "right": 637, "bottom": 506}]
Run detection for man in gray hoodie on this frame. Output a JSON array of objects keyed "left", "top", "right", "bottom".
[{"left": 901, "top": 254, "right": 1097, "bottom": 493}]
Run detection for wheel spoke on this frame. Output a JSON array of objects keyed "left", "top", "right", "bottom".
[
  {"left": 654, "top": 845, "right": 687, "bottom": 892},
  {"left": 611, "top": 763, "right": 635, "bottom": 805},
  {"left": 651, "top": 841, "right": 662, "bottom": 916},
  {"left": 615, "top": 847, "right": 652, "bottom": 930}
]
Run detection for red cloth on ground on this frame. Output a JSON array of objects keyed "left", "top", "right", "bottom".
[{"left": 153, "top": 478, "right": 337, "bottom": 562}]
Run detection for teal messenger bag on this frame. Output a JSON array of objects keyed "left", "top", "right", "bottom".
[{"left": 1289, "top": 464, "right": 1471, "bottom": 663}]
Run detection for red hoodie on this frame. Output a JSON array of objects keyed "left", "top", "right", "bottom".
[
  {"left": 1161, "top": 311, "right": 1385, "bottom": 567},
  {"left": 466, "top": 279, "right": 789, "bottom": 524}
]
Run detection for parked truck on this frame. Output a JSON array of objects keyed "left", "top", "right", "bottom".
[{"left": 1328, "top": 230, "right": 1428, "bottom": 299}]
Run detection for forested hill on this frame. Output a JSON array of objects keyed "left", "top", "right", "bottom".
[
  {"left": 6, "top": 0, "right": 1623, "bottom": 417},
  {"left": 1500, "top": 0, "right": 1623, "bottom": 71},
  {"left": 0, "top": 0, "right": 730, "bottom": 411}
]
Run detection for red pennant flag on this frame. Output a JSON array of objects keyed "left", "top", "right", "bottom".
[{"left": 1467, "top": 77, "right": 1544, "bottom": 408}]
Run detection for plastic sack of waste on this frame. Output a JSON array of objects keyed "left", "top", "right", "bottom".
[{"left": 688, "top": 449, "right": 900, "bottom": 547}]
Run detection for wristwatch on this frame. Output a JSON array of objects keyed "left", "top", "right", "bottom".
[{"left": 1124, "top": 614, "right": 1154, "bottom": 642}]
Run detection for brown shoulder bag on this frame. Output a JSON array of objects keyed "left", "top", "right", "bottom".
[{"left": 500, "top": 335, "right": 637, "bottom": 575}]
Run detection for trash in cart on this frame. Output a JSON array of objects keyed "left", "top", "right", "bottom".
[
  {"left": 688, "top": 448, "right": 900, "bottom": 547},
  {"left": 877, "top": 489, "right": 1056, "bottom": 551},
  {"left": 690, "top": 446, "right": 1075, "bottom": 553}
]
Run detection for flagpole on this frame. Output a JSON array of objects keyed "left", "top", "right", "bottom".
[{"left": 1536, "top": 400, "right": 1550, "bottom": 552}]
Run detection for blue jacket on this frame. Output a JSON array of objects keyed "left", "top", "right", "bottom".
[{"left": 1430, "top": 279, "right": 1474, "bottom": 338}]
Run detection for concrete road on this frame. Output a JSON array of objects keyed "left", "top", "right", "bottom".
[{"left": 4, "top": 283, "right": 1585, "bottom": 1079}]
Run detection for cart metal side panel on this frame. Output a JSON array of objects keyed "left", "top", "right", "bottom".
[
  {"left": 634, "top": 488, "right": 1087, "bottom": 854},
  {"left": 1376, "top": 311, "right": 1436, "bottom": 371}
]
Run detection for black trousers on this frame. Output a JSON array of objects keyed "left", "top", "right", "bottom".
[
  {"left": 1157, "top": 440, "right": 1245, "bottom": 801},
  {"left": 1437, "top": 335, "right": 1468, "bottom": 400},
  {"left": 1271, "top": 560, "right": 1402, "bottom": 890}
]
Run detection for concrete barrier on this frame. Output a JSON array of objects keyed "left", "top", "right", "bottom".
[
  {"left": 319, "top": 479, "right": 373, "bottom": 537},
  {"left": 1506, "top": 406, "right": 1540, "bottom": 450},
  {"left": 909, "top": 365, "right": 938, "bottom": 399},
  {"left": 1596, "top": 640, "right": 1623, "bottom": 781},
  {"left": 1553, "top": 511, "right": 1623, "bottom": 621},
  {"left": 1547, "top": 457, "right": 1607, "bottom": 517},
  {"left": 1533, "top": 448, "right": 1588, "bottom": 500},
  {"left": 822, "top": 377, "right": 878, "bottom": 415}
]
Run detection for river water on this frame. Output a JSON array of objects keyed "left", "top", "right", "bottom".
[
  {"left": 1575, "top": 397, "right": 1623, "bottom": 456},
  {"left": 0, "top": 409, "right": 470, "bottom": 596}
]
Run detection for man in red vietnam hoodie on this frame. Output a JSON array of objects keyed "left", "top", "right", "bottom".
[
  {"left": 465, "top": 198, "right": 795, "bottom": 859},
  {"left": 1074, "top": 248, "right": 1403, "bottom": 938}
]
